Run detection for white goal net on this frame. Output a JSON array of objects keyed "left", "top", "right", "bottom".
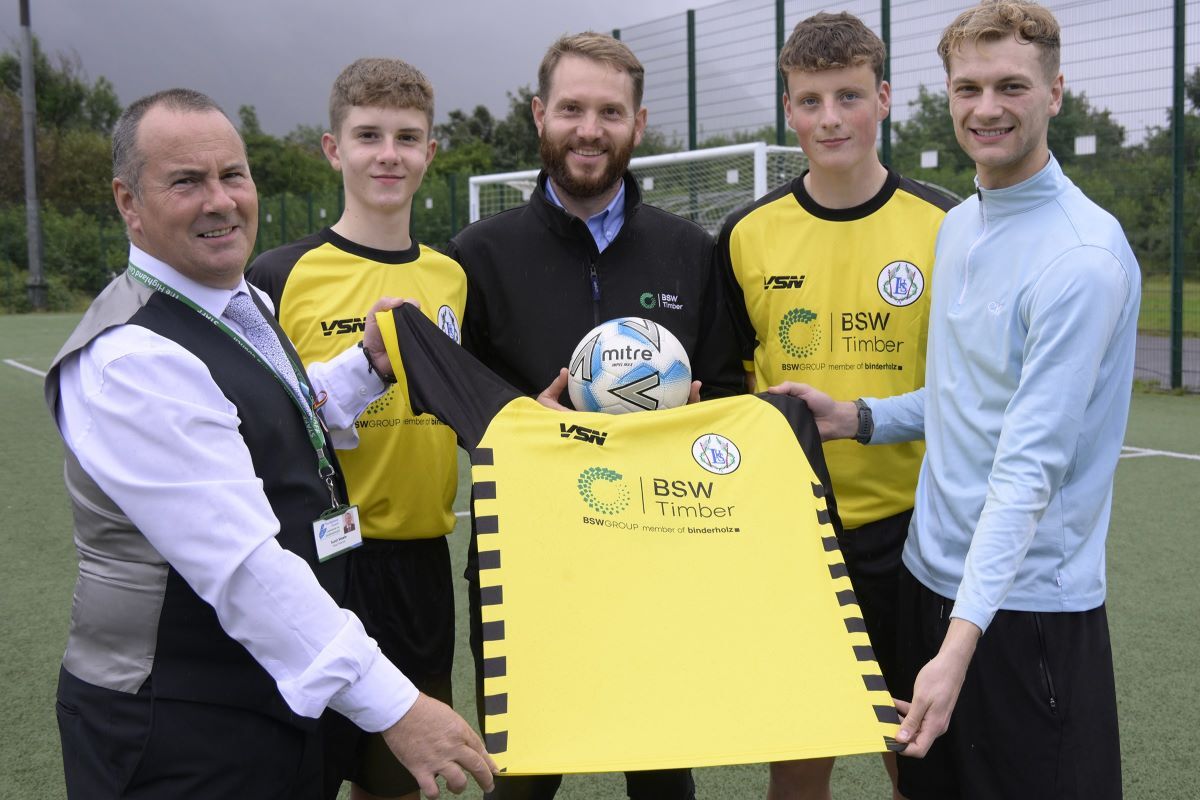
[{"left": 469, "top": 142, "right": 807, "bottom": 234}]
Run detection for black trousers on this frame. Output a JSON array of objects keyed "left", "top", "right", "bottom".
[
  {"left": 57, "top": 666, "right": 336, "bottom": 799},
  {"left": 894, "top": 567, "right": 1122, "bottom": 800}
]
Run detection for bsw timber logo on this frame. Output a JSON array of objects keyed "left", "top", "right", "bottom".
[
  {"left": 363, "top": 385, "right": 395, "bottom": 416},
  {"left": 692, "top": 434, "right": 741, "bottom": 475},
  {"left": 877, "top": 261, "right": 924, "bottom": 307},
  {"left": 560, "top": 423, "right": 608, "bottom": 446},
  {"left": 321, "top": 317, "right": 366, "bottom": 337},
  {"left": 577, "top": 467, "right": 631, "bottom": 515},
  {"left": 638, "top": 290, "right": 684, "bottom": 311},
  {"left": 763, "top": 275, "right": 805, "bottom": 290},
  {"left": 778, "top": 307, "right": 820, "bottom": 359}
]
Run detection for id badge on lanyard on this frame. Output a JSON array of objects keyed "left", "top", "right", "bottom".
[{"left": 313, "top": 504, "right": 364, "bottom": 562}]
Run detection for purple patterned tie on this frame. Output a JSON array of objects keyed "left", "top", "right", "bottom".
[{"left": 223, "top": 291, "right": 307, "bottom": 408}]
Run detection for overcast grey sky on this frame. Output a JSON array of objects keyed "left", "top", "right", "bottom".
[
  {"left": 3, "top": 0, "right": 1196, "bottom": 146},
  {"left": 0, "top": 0, "right": 699, "bottom": 135}
]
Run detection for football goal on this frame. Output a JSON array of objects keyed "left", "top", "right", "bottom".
[{"left": 468, "top": 142, "right": 808, "bottom": 234}]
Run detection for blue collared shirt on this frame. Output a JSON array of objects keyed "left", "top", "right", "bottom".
[{"left": 545, "top": 179, "right": 626, "bottom": 253}]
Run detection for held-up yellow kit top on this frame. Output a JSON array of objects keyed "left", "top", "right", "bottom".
[{"left": 380, "top": 304, "right": 902, "bottom": 774}]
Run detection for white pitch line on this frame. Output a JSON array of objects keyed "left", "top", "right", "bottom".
[
  {"left": 455, "top": 510, "right": 470, "bottom": 517},
  {"left": 1120, "top": 446, "right": 1200, "bottom": 462},
  {"left": 3, "top": 358, "right": 46, "bottom": 378}
]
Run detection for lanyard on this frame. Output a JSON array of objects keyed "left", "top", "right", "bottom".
[{"left": 126, "top": 263, "right": 342, "bottom": 507}]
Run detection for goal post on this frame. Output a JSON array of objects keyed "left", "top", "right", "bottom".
[{"left": 468, "top": 142, "right": 807, "bottom": 233}]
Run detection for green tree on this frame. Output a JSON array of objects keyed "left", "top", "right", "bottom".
[
  {"left": 434, "top": 88, "right": 541, "bottom": 174},
  {"left": 1186, "top": 66, "right": 1200, "bottom": 112},
  {"left": 238, "top": 104, "right": 263, "bottom": 136},
  {"left": 0, "top": 39, "right": 123, "bottom": 210},
  {"left": 491, "top": 87, "right": 541, "bottom": 171},
  {"left": 697, "top": 124, "right": 778, "bottom": 149},
  {"left": 0, "top": 39, "right": 120, "bottom": 133},
  {"left": 435, "top": 105, "right": 496, "bottom": 147},
  {"left": 1130, "top": 107, "right": 1200, "bottom": 274},
  {"left": 238, "top": 104, "right": 337, "bottom": 196},
  {"left": 891, "top": 85, "right": 1128, "bottom": 197},
  {"left": 285, "top": 123, "right": 327, "bottom": 158}
]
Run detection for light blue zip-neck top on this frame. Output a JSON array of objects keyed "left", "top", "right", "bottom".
[{"left": 869, "top": 155, "right": 1141, "bottom": 632}]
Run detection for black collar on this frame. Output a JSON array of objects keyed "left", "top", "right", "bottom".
[{"left": 529, "top": 170, "right": 643, "bottom": 245}]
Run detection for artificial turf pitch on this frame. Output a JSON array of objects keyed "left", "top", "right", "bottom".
[{"left": 2, "top": 312, "right": 1197, "bottom": 799}]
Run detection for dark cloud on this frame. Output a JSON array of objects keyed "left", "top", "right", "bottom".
[{"left": 1, "top": 0, "right": 696, "bottom": 134}]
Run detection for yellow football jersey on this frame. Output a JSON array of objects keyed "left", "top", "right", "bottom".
[
  {"left": 380, "top": 303, "right": 902, "bottom": 774},
  {"left": 248, "top": 229, "right": 466, "bottom": 540},
  {"left": 719, "top": 172, "right": 954, "bottom": 528}
]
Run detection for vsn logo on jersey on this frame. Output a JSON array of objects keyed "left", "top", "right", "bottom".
[
  {"left": 877, "top": 261, "right": 924, "bottom": 307},
  {"left": 321, "top": 317, "right": 366, "bottom": 336},
  {"left": 692, "top": 434, "right": 741, "bottom": 475},
  {"left": 560, "top": 423, "right": 608, "bottom": 446},
  {"left": 763, "top": 275, "right": 805, "bottom": 290},
  {"left": 577, "top": 466, "right": 631, "bottom": 515},
  {"left": 437, "top": 305, "right": 462, "bottom": 343}
]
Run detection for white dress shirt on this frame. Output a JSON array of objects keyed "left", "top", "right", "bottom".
[{"left": 54, "top": 244, "right": 417, "bottom": 732}]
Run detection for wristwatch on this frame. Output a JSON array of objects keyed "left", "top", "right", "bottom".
[{"left": 853, "top": 398, "right": 874, "bottom": 445}]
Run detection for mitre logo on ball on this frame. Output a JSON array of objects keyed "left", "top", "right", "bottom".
[{"left": 567, "top": 317, "right": 691, "bottom": 413}]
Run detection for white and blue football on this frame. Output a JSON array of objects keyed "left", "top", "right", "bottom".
[{"left": 567, "top": 317, "right": 692, "bottom": 414}]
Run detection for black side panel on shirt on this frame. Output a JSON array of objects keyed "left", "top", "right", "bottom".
[
  {"left": 758, "top": 391, "right": 843, "bottom": 537},
  {"left": 714, "top": 180, "right": 799, "bottom": 363},
  {"left": 245, "top": 231, "right": 324, "bottom": 312},
  {"left": 896, "top": 175, "right": 960, "bottom": 213},
  {"left": 389, "top": 303, "right": 522, "bottom": 452}
]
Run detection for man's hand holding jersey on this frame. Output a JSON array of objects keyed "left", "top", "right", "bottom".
[{"left": 767, "top": 382, "right": 858, "bottom": 442}]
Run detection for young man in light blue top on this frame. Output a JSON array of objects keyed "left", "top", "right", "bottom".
[{"left": 775, "top": 3, "right": 1138, "bottom": 798}]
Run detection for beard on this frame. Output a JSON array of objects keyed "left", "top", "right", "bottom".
[{"left": 539, "top": 131, "right": 636, "bottom": 200}]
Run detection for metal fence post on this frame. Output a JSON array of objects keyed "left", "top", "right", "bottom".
[
  {"left": 448, "top": 173, "right": 459, "bottom": 235},
  {"left": 687, "top": 9, "right": 697, "bottom": 151},
  {"left": 776, "top": 0, "right": 786, "bottom": 146},
  {"left": 19, "top": 0, "right": 46, "bottom": 309},
  {"left": 881, "top": 0, "right": 892, "bottom": 166},
  {"left": 1170, "top": 0, "right": 1186, "bottom": 390}
]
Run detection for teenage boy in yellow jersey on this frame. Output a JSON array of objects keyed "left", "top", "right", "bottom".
[
  {"left": 248, "top": 59, "right": 466, "bottom": 800},
  {"left": 714, "top": 13, "right": 955, "bottom": 800}
]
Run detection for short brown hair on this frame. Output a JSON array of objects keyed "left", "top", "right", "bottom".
[
  {"left": 112, "top": 88, "right": 230, "bottom": 196},
  {"left": 537, "top": 32, "right": 645, "bottom": 109},
  {"left": 778, "top": 12, "right": 886, "bottom": 88},
  {"left": 938, "top": 1, "right": 1061, "bottom": 80},
  {"left": 328, "top": 58, "right": 434, "bottom": 136}
]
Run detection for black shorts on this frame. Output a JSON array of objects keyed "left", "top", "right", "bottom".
[
  {"left": 340, "top": 536, "right": 456, "bottom": 797},
  {"left": 895, "top": 565, "right": 1122, "bottom": 800},
  {"left": 837, "top": 508, "right": 909, "bottom": 693}
]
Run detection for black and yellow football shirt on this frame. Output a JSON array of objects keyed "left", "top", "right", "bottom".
[
  {"left": 717, "top": 171, "right": 955, "bottom": 528},
  {"left": 379, "top": 303, "right": 903, "bottom": 774},
  {"left": 248, "top": 228, "right": 466, "bottom": 540}
]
